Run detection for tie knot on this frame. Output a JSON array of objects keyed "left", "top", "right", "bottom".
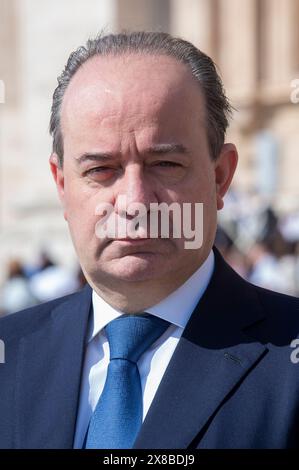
[{"left": 105, "top": 314, "right": 169, "bottom": 363}]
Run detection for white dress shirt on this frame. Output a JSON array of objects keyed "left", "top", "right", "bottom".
[{"left": 73, "top": 251, "right": 214, "bottom": 448}]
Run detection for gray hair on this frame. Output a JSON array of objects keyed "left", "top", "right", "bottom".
[{"left": 50, "top": 31, "right": 232, "bottom": 165}]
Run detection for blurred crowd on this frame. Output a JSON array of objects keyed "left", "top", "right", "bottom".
[
  {"left": 216, "top": 190, "right": 299, "bottom": 297},
  {"left": 0, "top": 253, "right": 86, "bottom": 317},
  {"left": 0, "top": 193, "right": 299, "bottom": 317}
]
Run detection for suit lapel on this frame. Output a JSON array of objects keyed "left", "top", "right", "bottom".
[
  {"left": 134, "top": 250, "right": 268, "bottom": 449},
  {"left": 14, "top": 285, "right": 92, "bottom": 449}
]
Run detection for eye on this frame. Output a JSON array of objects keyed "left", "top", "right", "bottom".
[
  {"left": 85, "top": 166, "right": 113, "bottom": 174},
  {"left": 83, "top": 166, "right": 117, "bottom": 182}
]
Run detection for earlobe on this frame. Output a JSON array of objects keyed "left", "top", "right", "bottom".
[
  {"left": 215, "top": 143, "right": 238, "bottom": 210},
  {"left": 216, "top": 193, "right": 224, "bottom": 210}
]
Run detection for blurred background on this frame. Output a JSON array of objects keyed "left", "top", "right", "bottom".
[{"left": 0, "top": 0, "right": 299, "bottom": 315}]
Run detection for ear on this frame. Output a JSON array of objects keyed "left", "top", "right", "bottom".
[
  {"left": 49, "top": 153, "right": 67, "bottom": 221},
  {"left": 214, "top": 143, "right": 238, "bottom": 210}
]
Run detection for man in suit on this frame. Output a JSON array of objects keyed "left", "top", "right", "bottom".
[{"left": 0, "top": 31, "right": 298, "bottom": 449}]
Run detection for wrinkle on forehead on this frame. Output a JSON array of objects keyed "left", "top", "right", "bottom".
[{"left": 61, "top": 53, "right": 206, "bottom": 144}]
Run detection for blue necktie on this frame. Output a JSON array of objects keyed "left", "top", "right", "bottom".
[{"left": 84, "top": 313, "right": 169, "bottom": 449}]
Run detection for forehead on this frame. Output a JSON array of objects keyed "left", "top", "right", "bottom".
[{"left": 61, "top": 53, "right": 206, "bottom": 140}]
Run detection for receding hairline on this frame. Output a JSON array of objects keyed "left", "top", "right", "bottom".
[
  {"left": 61, "top": 50, "right": 205, "bottom": 109},
  {"left": 60, "top": 51, "right": 208, "bottom": 147},
  {"left": 50, "top": 31, "right": 232, "bottom": 164}
]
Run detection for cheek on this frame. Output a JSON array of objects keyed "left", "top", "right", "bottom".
[
  {"left": 198, "top": 173, "right": 217, "bottom": 206},
  {"left": 63, "top": 174, "right": 95, "bottom": 214},
  {"left": 63, "top": 189, "right": 98, "bottom": 240}
]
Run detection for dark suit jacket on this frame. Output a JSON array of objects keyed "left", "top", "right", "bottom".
[{"left": 0, "top": 249, "right": 299, "bottom": 449}]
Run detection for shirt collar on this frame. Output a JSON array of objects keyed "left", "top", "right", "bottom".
[{"left": 89, "top": 250, "right": 214, "bottom": 342}]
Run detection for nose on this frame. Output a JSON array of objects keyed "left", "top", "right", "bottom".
[{"left": 114, "top": 164, "right": 158, "bottom": 217}]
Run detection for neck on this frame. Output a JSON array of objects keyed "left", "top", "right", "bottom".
[
  {"left": 84, "top": 253, "right": 212, "bottom": 313},
  {"left": 87, "top": 276, "right": 187, "bottom": 313}
]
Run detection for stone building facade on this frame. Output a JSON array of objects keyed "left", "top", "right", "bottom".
[{"left": 0, "top": 0, "right": 298, "bottom": 281}]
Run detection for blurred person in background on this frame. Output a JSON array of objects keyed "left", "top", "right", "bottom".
[
  {"left": 0, "top": 32, "right": 298, "bottom": 450},
  {"left": 23, "top": 251, "right": 56, "bottom": 278},
  {"left": 218, "top": 200, "right": 299, "bottom": 296},
  {"left": 28, "top": 252, "right": 80, "bottom": 303},
  {"left": 0, "top": 259, "right": 37, "bottom": 316}
]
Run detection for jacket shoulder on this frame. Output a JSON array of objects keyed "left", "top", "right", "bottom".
[
  {"left": 251, "top": 283, "right": 299, "bottom": 335},
  {"left": 253, "top": 282, "right": 299, "bottom": 307},
  {"left": 0, "top": 286, "right": 90, "bottom": 341}
]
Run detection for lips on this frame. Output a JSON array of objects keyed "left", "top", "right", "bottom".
[{"left": 116, "top": 237, "right": 151, "bottom": 241}]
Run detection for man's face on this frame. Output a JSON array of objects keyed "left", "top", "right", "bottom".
[{"left": 51, "top": 53, "right": 237, "bottom": 299}]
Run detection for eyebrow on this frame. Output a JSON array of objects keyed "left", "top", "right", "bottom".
[
  {"left": 76, "top": 143, "right": 189, "bottom": 165},
  {"left": 76, "top": 153, "right": 113, "bottom": 165},
  {"left": 145, "top": 143, "right": 189, "bottom": 155}
]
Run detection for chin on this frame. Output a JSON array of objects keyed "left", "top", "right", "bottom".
[{"left": 95, "top": 253, "right": 169, "bottom": 283}]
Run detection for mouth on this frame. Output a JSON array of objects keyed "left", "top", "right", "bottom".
[
  {"left": 106, "top": 237, "right": 166, "bottom": 250},
  {"left": 112, "top": 237, "right": 152, "bottom": 243}
]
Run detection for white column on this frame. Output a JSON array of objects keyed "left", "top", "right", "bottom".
[
  {"left": 261, "top": 0, "right": 297, "bottom": 85},
  {"left": 0, "top": 0, "right": 117, "bottom": 280},
  {"left": 170, "top": 0, "right": 215, "bottom": 56},
  {"left": 116, "top": 0, "right": 170, "bottom": 31},
  {"left": 217, "top": 0, "right": 258, "bottom": 101}
]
